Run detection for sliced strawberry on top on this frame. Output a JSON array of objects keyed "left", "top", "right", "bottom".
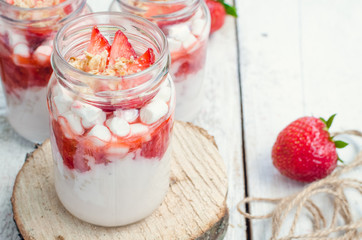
[
  {"left": 86, "top": 26, "right": 111, "bottom": 55},
  {"left": 127, "top": 48, "right": 156, "bottom": 74},
  {"left": 109, "top": 30, "right": 137, "bottom": 65},
  {"left": 136, "top": 48, "right": 156, "bottom": 67}
]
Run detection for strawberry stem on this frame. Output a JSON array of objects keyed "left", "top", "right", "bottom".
[
  {"left": 320, "top": 114, "right": 348, "bottom": 163},
  {"left": 319, "top": 113, "right": 336, "bottom": 130},
  {"left": 216, "top": 0, "right": 238, "bottom": 17},
  {"left": 337, "top": 157, "right": 345, "bottom": 164}
]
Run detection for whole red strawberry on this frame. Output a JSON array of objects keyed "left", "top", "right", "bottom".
[
  {"left": 272, "top": 115, "right": 347, "bottom": 182},
  {"left": 205, "top": 0, "right": 226, "bottom": 34},
  {"left": 205, "top": 0, "right": 237, "bottom": 34}
]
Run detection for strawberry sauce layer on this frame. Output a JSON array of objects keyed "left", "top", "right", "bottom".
[
  {"left": 1, "top": 0, "right": 78, "bottom": 97},
  {"left": 172, "top": 42, "right": 207, "bottom": 81},
  {"left": 52, "top": 115, "right": 173, "bottom": 172},
  {"left": 51, "top": 26, "right": 173, "bottom": 172},
  {"left": 0, "top": 32, "right": 53, "bottom": 97}
]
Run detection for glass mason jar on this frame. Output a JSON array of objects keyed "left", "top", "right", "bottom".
[
  {"left": 48, "top": 12, "right": 175, "bottom": 227},
  {"left": 0, "top": 0, "right": 90, "bottom": 143},
  {"left": 110, "top": 0, "right": 210, "bottom": 121}
]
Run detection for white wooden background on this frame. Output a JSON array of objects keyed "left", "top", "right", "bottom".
[{"left": 1, "top": 0, "right": 362, "bottom": 239}]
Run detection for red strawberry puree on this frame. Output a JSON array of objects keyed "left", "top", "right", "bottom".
[
  {"left": 0, "top": 0, "right": 89, "bottom": 142},
  {"left": 48, "top": 22, "right": 175, "bottom": 226},
  {"left": 110, "top": 0, "right": 211, "bottom": 121}
]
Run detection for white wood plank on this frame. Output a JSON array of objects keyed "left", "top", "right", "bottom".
[
  {"left": 194, "top": 11, "right": 246, "bottom": 240},
  {"left": 237, "top": 0, "right": 362, "bottom": 239},
  {"left": 0, "top": 113, "right": 35, "bottom": 239}
]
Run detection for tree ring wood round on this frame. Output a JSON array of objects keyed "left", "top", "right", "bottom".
[{"left": 12, "top": 121, "right": 229, "bottom": 240}]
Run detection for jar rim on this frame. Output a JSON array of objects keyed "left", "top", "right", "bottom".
[
  {"left": 116, "top": 0, "right": 200, "bottom": 20},
  {"left": 52, "top": 12, "right": 170, "bottom": 98},
  {"left": 0, "top": 0, "right": 87, "bottom": 24},
  {"left": 0, "top": 0, "right": 74, "bottom": 11},
  {"left": 121, "top": 0, "right": 196, "bottom": 4}
]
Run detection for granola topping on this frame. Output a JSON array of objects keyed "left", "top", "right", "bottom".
[
  {"left": 7, "top": 0, "right": 64, "bottom": 8},
  {"left": 69, "top": 52, "right": 138, "bottom": 77}
]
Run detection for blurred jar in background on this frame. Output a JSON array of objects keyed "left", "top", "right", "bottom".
[
  {"left": 110, "top": 0, "right": 210, "bottom": 121},
  {"left": 0, "top": 0, "right": 90, "bottom": 142}
]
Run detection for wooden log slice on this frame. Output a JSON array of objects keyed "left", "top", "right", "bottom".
[{"left": 12, "top": 121, "right": 228, "bottom": 240}]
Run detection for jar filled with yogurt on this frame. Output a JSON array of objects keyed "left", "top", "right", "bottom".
[
  {"left": 48, "top": 12, "right": 175, "bottom": 226},
  {"left": 0, "top": 0, "right": 89, "bottom": 143},
  {"left": 110, "top": 0, "right": 210, "bottom": 121}
]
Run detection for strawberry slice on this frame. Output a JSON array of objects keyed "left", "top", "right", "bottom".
[
  {"left": 51, "top": 119, "right": 78, "bottom": 170},
  {"left": 141, "top": 115, "right": 173, "bottom": 159},
  {"left": 136, "top": 48, "right": 155, "bottom": 67},
  {"left": 127, "top": 48, "right": 156, "bottom": 74},
  {"left": 86, "top": 26, "right": 111, "bottom": 55},
  {"left": 109, "top": 30, "right": 137, "bottom": 65}
]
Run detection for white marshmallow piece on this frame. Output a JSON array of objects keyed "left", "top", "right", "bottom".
[
  {"left": 114, "top": 109, "right": 139, "bottom": 123},
  {"left": 106, "top": 117, "right": 130, "bottom": 137},
  {"left": 140, "top": 99, "right": 168, "bottom": 125},
  {"left": 191, "top": 19, "right": 206, "bottom": 36},
  {"left": 71, "top": 100, "right": 105, "bottom": 128},
  {"left": 12, "top": 43, "right": 30, "bottom": 65},
  {"left": 62, "top": 111, "right": 84, "bottom": 136},
  {"left": 167, "top": 37, "right": 182, "bottom": 53},
  {"left": 82, "top": 112, "right": 106, "bottom": 129},
  {"left": 168, "top": 24, "right": 192, "bottom": 42},
  {"left": 154, "top": 85, "right": 171, "bottom": 102},
  {"left": 33, "top": 45, "right": 52, "bottom": 65},
  {"left": 129, "top": 124, "right": 149, "bottom": 137},
  {"left": 88, "top": 125, "right": 111, "bottom": 143},
  {"left": 13, "top": 43, "right": 30, "bottom": 57},
  {"left": 9, "top": 33, "right": 26, "bottom": 48},
  {"left": 53, "top": 93, "right": 73, "bottom": 116},
  {"left": 183, "top": 34, "right": 197, "bottom": 49}
]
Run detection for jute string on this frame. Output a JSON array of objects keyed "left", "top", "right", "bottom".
[{"left": 237, "top": 130, "right": 362, "bottom": 240}]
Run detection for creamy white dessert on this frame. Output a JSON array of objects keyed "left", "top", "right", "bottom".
[
  {"left": 52, "top": 138, "right": 171, "bottom": 226},
  {"left": 6, "top": 87, "right": 49, "bottom": 143},
  {"left": 48, "top": 26, "right": 175, "bottom": 226}
]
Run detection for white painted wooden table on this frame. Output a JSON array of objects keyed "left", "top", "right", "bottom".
[{"left": 1, "top": 0, "right": 362, "bottom": 239}]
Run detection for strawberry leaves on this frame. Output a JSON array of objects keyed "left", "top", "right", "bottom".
[
  {"left": 320, "top": 114, "right": 336, "bottom": 130},
  {"left": 320, "top": 114, "right": 348, "bottom": 148},
  {"left": 216, "top": 0, "right": 238, "bottom": 17},
  {"left": 320, "top": 114, "right": 348, "bottom": 163},
  {"left": 334, "top": 141, "right": 348, "bottom": 148}
]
